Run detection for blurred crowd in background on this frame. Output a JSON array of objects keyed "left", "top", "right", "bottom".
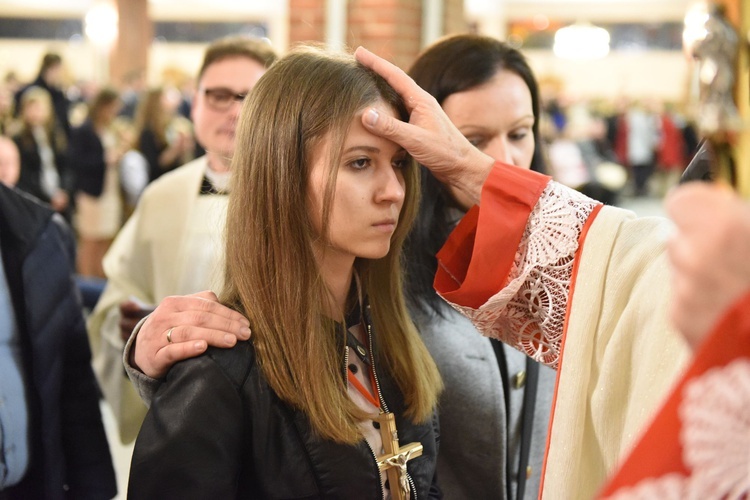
[{"left": 0, "top": 49, "right": 698, "bottom": 281}]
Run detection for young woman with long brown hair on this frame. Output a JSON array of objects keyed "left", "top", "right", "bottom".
[{"left": 128, "top": 47, "right": 442, "bottom": 499}]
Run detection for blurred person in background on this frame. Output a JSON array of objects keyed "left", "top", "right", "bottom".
[
  {"left": 0, "top": 136, "right": 20, "bottom": 186},
  {"left": 110, "top": 118, "right": 149, "bottom": 216},
  {"left": 14, "top": 53, "right": 71, "bottom": 140},
  {"left": 12, "top": 86, "right": 72, "bottom": 221},
  {"left": 0, "top": 180, "right": 116, "bottom": 500},
  {"left": 134, "top": 87, "right": 194, "bottom": 183},
  {"left": 3, "top": 71, "right": 21, "bottom": 95},
  {"left": 117, "top": 68, "right": 146, "bottom": 120},
  {"left": 86, "top": 36, "right": 277, "bottom": 445},
  {"left": 68, "top": 88, "right": 123, "bottom": 278},
  {"left": 0, "top": 82, "right": 16, "bottom": 136},
  {"left": 612, "top": 101, "right": 660, "bottom": 197},
  {"left": 67, "top": 79, "right": 101, "bottom": 129},
  {"left": 653, "top": 102, "right": 689, "bottom": 196},
  {"left": 545, "top": 107, "right": 624, "bottom": 205}
]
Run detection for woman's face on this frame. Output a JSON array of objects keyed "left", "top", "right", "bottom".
[
  {"left": 23, "top": 100, "right": 49, "bottom": 126},
  {"left": 100, "top": 100, "right": 122, "bottom": 125},
  {"left": 308, "top": 100, "right": 408, "bottom": 269},
  {"left": 441, "top": 69, "right": 535, "bottom": 170}
]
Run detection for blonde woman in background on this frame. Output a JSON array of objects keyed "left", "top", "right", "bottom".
[
  {"left": 12, "top": 86, "right": 72, "bottom": 220},
  {"left": 134, "top": 87, "right": 194, "bottom": 183}
]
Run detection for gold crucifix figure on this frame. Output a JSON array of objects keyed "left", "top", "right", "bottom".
[{"left": 375, "top": 412, "right": 423, "bottom": 500}]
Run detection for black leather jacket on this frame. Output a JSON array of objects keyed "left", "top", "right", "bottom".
[{"left": 129, "top": 306, "right": 441, "bottom": 499}]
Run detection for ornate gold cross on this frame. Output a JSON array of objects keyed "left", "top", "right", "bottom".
[
  {"left": 684, "top": 1, "right": 750, "bottom": 194},
  {"left": 375, "top": 412, "right": 423, "bottom": 500}
]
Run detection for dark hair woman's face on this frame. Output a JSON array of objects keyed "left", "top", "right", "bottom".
[{"left": 441, "top": 69, "right": 535, "bottom": 170}]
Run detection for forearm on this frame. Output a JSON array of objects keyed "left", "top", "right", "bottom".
[
  {"left": 436, "top": 164, "right": 601, "bottom": 368},
  {"left": 124, "top": 318, "right": 161, "bottom": 407}
]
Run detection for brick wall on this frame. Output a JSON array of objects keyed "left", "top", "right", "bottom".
[
  {"left": 288, "top": 0, "right": 467, "bottom": 71},
  {"left": 289, "top": 0, "right": 327, "bottom": 47},
  {"left": 110, "top": 0, "right": 152, "bottom": 86},
  {"left": 348, "top": 0, "right": 422, "bottom": 70},
  {"left": 443, "top": 0, "right": 468, "bottom": 38}
]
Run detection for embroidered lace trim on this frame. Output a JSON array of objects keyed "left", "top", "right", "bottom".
[
  {"left": 442, "top": 181, "right": 599, "bottom": 369},
  {"left": 604, "top": 359, "right": 750, "bottom": 500}
]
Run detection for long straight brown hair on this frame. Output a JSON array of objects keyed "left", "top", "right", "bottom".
[{"left": 221, "top": 46, "right": 442, "bottom": 444}]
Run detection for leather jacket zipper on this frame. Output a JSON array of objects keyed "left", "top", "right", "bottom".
[
  {"left": 344, "top": 304, "right": 415, "bottom": 499},
  {"left": 366, "top": 306, "right": 417, "bottom": 499}
]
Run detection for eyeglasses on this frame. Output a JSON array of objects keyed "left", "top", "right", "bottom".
[{"left": 202, "top": 87, "right": 247, "bottom": 111}]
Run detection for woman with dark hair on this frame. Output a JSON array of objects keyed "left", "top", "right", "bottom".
[
  {"left": 352, "top": 44, "right": 689, "bottom": 499},
  {"left": 403, "top": 35, "right": 555, "bottom": 500},
  {"left": 69, "top": 87, "right": 123, "bottom": 277}
]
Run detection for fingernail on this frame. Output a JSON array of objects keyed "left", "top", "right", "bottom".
[
  {"left": 224, "top": 334, "right": 238, "bottom": 346},
  {"left": 194, "top": 340, "right": 207, "bottom": 352},
  {"left": 239, "top": 326, "right": 252, "bottom": 339},
  {"left": 364, "top": 109, "right": 379, "bottom": 127},
  {"left": 240, "top": 317, "right": 250, "bottom": 327}
]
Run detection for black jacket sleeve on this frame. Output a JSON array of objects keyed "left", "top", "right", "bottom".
[{"left": 128, "top": 353, "right": 247, "bottom": 499}]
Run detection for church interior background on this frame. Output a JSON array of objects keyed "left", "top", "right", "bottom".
[{"left": 0, "top": 0, "right": 744, "bottom": 497}]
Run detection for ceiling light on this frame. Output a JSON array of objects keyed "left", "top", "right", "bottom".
[{"left": 553, "top": 22, "right": 610, "bottom": 60}]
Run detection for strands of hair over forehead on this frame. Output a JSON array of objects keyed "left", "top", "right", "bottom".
[
  {"left": 220, "top": 46, "right": 441, "bottom": 444},
  {"left": 405, "top": 34, "right": 547, "bottom": 318}
]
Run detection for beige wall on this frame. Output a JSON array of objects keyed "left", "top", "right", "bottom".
[
  {"left": 526, "top": 49, "right": 691, "bottom": 104},
  {"left": 0, "top": 39, "right": 98, "bottom": 84},
  {"left": 0, "top": 39, "right": 210, "bottom": 87}
]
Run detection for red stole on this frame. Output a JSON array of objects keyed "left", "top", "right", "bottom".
[{"left": 599, "top": 291, "right": 750, "bottom": 498}]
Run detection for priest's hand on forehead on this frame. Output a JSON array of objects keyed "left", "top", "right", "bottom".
[{"left": 354, "top": 46, "right": 495, "bottom": 210}]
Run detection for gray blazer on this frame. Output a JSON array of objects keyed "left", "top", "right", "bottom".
[{"left": 416, "top": 305, "right": 556, "bottom": 500}]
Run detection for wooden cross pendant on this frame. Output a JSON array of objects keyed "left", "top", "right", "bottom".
[{"left": 375, "top": 412, "right": 423, "bottom": 500}]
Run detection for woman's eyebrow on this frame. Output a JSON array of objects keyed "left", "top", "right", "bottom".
[{"left": 343, "top": 145, "right": 380, "bottom": 154}]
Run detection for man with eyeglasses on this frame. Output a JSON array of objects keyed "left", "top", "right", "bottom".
[{"left": 87, "top": 36, "right": 277, "bottom": 444}]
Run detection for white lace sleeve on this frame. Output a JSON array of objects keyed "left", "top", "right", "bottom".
[{"left": 440, "top": 181, "right": 600, "bottom": 369}]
